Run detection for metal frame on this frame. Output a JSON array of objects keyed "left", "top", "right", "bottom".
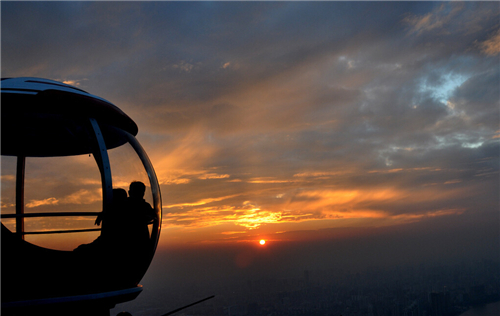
[
  {"left": 2, "top": 212, "right": 101, "bottom": 218},
  {"left": 7, "top": 118, "right": 113, "bottom": 237},
  {"left": 4, "top": 120, "right": 161, "bottom": 250},
  {"left": 124, "top": 131, "right": 163, "bottom": 253},
  {"left": 15, "top": 155, "right": 26, "bottom": 239},
  {"left": 1, "top": 212, "right": 102, "bottom": 235},
  {"left": 89, "top": 118, "right": 113, "bottom": 214}
]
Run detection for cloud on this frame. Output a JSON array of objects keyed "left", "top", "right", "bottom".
[
  {"left": 403, "top": 2, "right": 496, "bottom": 38},
  {"left": 162, "top": 167, "right": 490, "bottom": 233},
  {"left": 165, "top": 194, "right": 240, "bottom": 209},
  {"left": 165, "top": 201, "right": 311, "bottom": 230},
  {"left": 1, "top": 175, "right": 16, "bottom": 181},
  {"left": 26, "top": 197, "right": 59, "bottom": 208},
  {"left": 60, "top": 189, "right": 102, "bottom": 205},
  {"left": 24, "top": 189, "right": 101, "bottom": 208},
  {"left": 197, "top": 173, "right": 230, "bottom": 180},
  {"left": 1, "top": 2, "right": 498, "bottom": 250},
  {"left": 172, "top": 61, "right": 196, "bottom": 72},
  {"left": 60, "top": 79, "right": 87, "bottom": 86},
  {"left": 247, "top": 178, "right": 296, "bottom": 184},
  {"left": 403, "top": 3, "right": 463, "bottom": 36},
  {"left": 479, "top": 29, "right": 500, "bottom": 56}
]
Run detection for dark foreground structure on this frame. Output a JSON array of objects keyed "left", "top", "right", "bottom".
[{"left": 1, "top": 78, "right": 162, "bottom": 315}]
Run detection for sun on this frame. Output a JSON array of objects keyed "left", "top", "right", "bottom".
[{"left": 259, "top": 239, "right": 266, "bottom": 245}]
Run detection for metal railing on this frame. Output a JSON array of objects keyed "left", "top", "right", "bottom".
[{"left": 1, "top": 212, "right": 101, "bottom": 235}]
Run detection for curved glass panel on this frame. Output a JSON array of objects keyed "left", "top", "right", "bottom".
[
  {"left": 108, "top": 142, "right": 154, "bottom": 207},
  {"left": 23, "top": 154, "right": 103, "bottom": 250},
  {"left": 0, "top": 154, "right": 103, "bottom": 250},
  {"left": 99, "top": 124, "right": 162, "bottom": 283},
  {"left": 104, "top": 126, "right": 162, "bottom": 255},
  {"left": 125, "top": 133, "right": 162, "bottom": 253},
  {"left": 1, "top": 118, "right": 162, "bottom": 301},
  {"left": 1, "top": 116, "right": 104, "bottom": 251}
]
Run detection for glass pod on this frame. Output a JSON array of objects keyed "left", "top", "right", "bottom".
[{"left": 1, "top": 78, "right": 162, "bottom": 313}]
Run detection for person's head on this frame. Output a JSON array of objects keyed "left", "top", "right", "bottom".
[
  {"left": 129, "top": 181, "right": 146, "bottom": 199},
  {"left": 112, "top": 188, "right": 127, "bottom": 203}
]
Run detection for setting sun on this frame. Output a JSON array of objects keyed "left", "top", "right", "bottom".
[{"left": 259, "top": 239, "right": 266, "bottom": 245}]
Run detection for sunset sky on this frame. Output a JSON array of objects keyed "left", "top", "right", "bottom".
[{"left": 1, "top": 1, "right": 499, "bottom": 267}]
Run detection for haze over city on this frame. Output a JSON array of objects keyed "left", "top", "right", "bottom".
[{"left": 1, "top": 2, "right": 499, "bottom": 316}]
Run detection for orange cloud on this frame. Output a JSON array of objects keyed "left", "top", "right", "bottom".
[
  {"left": 162, "top": 181, "right": 473, "bottom": 242},
  {"left": 26, "top": 197, "right": 59, "bottom": 208},
  {"left": 403, "top": 2, "right": 464, "bottom": 36},
  {"left": 152, "top": 128, "right": 220, "bottom": 185},
  {"left": 165, "top": 194, "right": 240, "bottom": 209},
  {"left": 25, "top": 189, "right": 101, "bottom": 208},
  {"left": 293, "top": 171, "right": 351, "bottom": 178},
  {"left": 247, "top": 177, "right": 296, "bottom": 184},
  {"left": 0, "top": 175, "right": 16, "bottom": 181},
  {"left": 198, "top": 173, "right": 230, "bottom": 180},
  {"left": 391, "top": 208, "right": 465, "bottom": 222},
  {"left": 60, "top": 189, "right": 101, "bottom": 205},
  {"left": 479, "top": 29, "right": 500, "bottom": 56},
  {"left": 165, "top": 201, "right": 286, "bottom": 230}
]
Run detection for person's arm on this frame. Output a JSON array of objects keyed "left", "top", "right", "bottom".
[
  {"left": 144, "top": 203, "right": 156, "bottom": 224},
  {"left": 95, "top": 212, "right": 103, "bottom": 225}
]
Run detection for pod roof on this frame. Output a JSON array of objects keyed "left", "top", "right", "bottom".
[{"left": 1, "top": 77, "right": 139, "bottom": 157}]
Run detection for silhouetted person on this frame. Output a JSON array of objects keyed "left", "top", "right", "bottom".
[
  {"left": 122, "top": 181, "right": 155, "bottom": 246},
  {"left": 74, "top": 188, "right": 128, "bottom": 252},
  {"left": 115, "top": 181, "right": 156, "bottom": 284},
  {"left": 95, "top": 188, "right": 128, "bottom": 240}
]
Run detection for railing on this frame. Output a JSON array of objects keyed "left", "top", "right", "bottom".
[{"left": 1, "top": 212, "right": 101, "bottom": 235}]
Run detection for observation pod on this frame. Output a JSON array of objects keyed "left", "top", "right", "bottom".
[{"left": 1, "top": 78, "right": 162, "bottom": 315}]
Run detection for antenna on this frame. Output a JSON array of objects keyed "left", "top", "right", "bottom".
[{"left": 160, "top": 295, "right": 215, "bottom": 316}]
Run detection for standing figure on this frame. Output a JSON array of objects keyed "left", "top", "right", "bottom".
[
  {"left": 120, "top": 181, "right": 156, "bottom": 283},
  {"left": 123, "top": 181, "right": 155, "bottom": 246}
]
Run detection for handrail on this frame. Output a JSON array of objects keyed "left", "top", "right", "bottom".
[
  {"left": 1, "top": 212, "right": 101, "bottom": 219},
  {"left": 1, "top": 212, "right": 102, "bottom": 235},
  {"left": 1, "top": 212, "right": 153, "bottom": 235},
  {"left": 23, "top": 228, "right": 101, "bottom": 235}
]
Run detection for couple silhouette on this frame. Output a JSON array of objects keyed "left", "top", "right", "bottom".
[
  {"left": 74, "top": 181, "right": 156, "bottom": 289},
  {"left": 75, "top": 181, "right": 155, "bottom": 254},
  {"left": 98, "top": 181, "right": 155, "bottom": 245}
]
